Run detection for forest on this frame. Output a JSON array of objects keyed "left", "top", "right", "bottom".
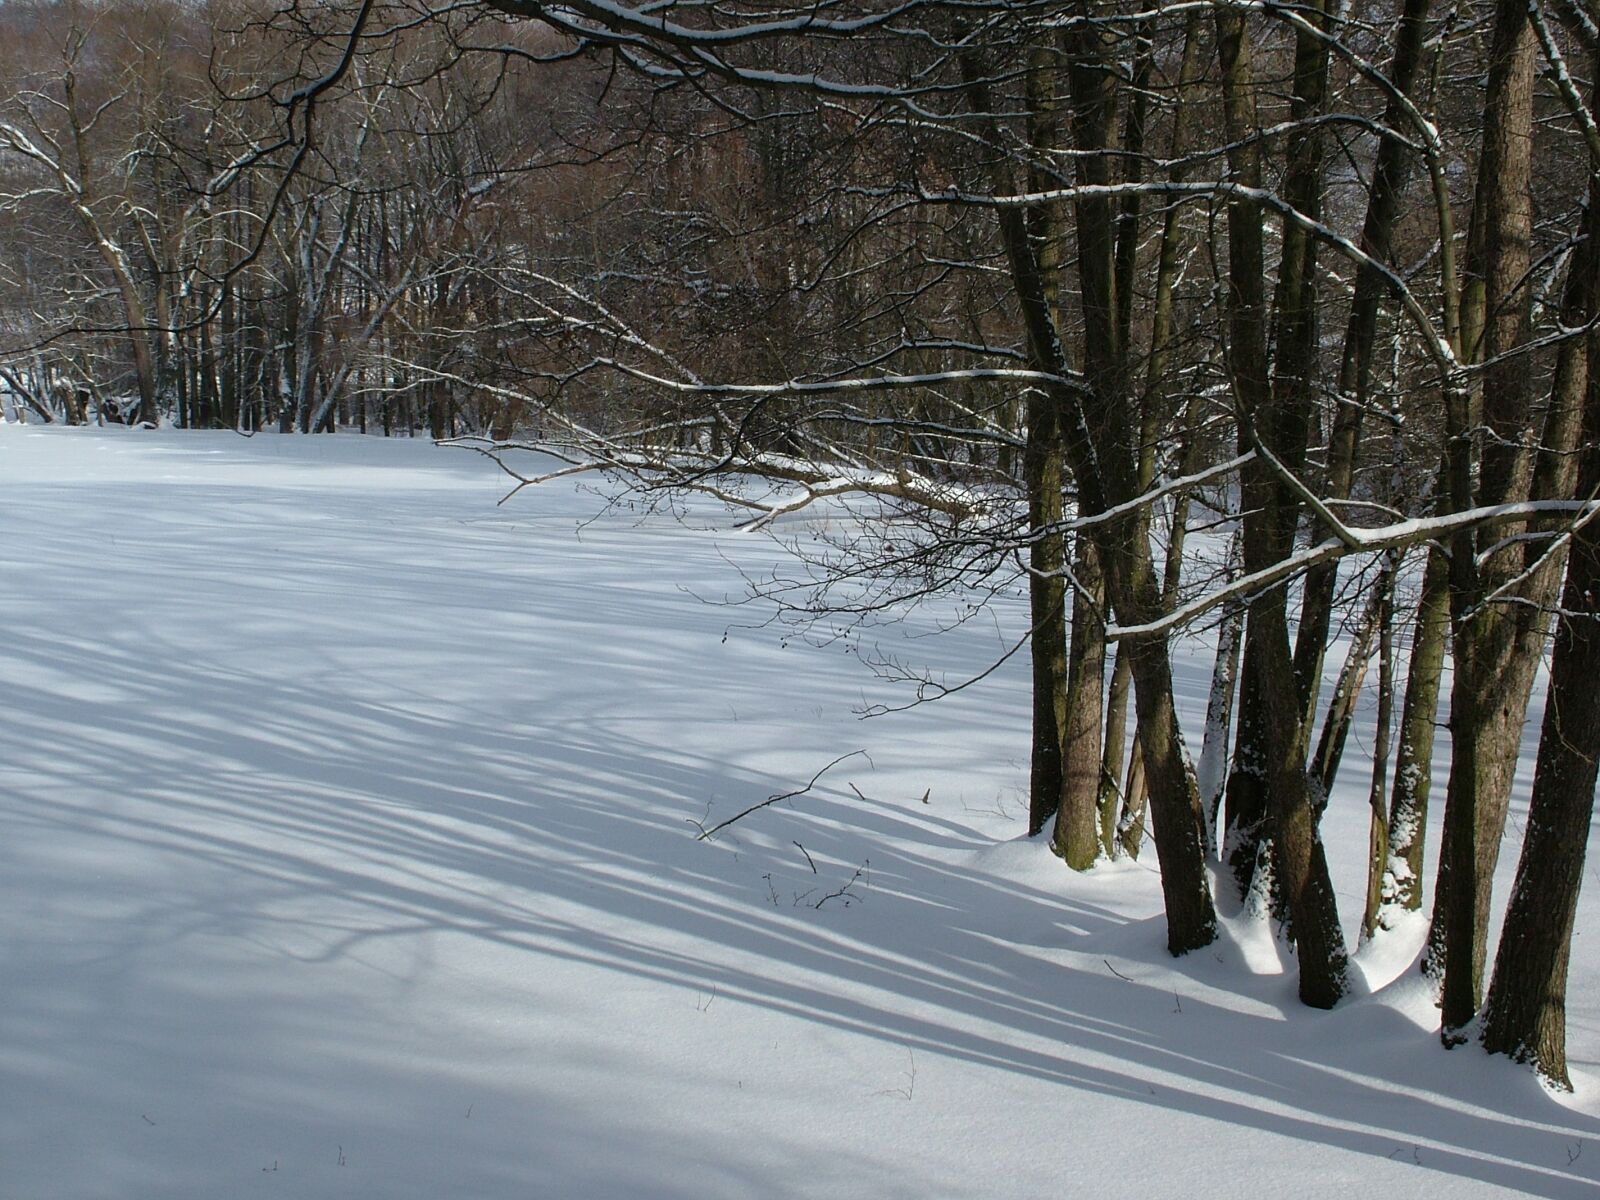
[{"left": 2, "top": 0, "right": 1598, "bottom": 1094}]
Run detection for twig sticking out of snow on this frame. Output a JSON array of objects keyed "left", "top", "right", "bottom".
[
  {"left": 694, "top": 750, "right": 870, "bottom": 841},
  {"left": 814, "top": 860, "right": 870, "bottom": 909},
  {"left": 874, "top": 1048, "right": 917, "bottom": 1100}
]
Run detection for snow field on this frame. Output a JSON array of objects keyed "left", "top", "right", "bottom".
[{"left": 1, "top": 425, "right": 1595, "bottom": 1199}]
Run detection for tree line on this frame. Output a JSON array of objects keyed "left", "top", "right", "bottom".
[{"left": 3, "top": 0, "right": 1598, "bottom": 1088}]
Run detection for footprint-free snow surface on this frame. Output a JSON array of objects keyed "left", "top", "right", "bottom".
[{"left": 2, "top": 425, "right": 1597, "bottom": 1199}]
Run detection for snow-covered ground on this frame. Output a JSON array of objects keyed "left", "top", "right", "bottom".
[{"left": 1, "top": 424, "right": 1595, "bottom": 1199}]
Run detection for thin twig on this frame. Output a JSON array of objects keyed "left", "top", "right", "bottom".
[
  {"left": 815, "top": 860, "right": 870, "bottom": 908},
  {"left": 696, "top": 751, "right": 870, "bottom": 841}
]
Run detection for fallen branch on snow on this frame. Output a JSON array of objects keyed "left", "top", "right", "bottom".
[{"left": 694, "top": 750, "right": 871, "bottom": 841}]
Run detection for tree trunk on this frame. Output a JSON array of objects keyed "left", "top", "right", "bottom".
[
  {"left": 1310, "top": 566, "right": 1391, "bottom": 806},
  {"left": 1214, "top": 4, "right": 1274, "bottom": 906},
  {"left": 1431, "top": 0, "right": 1573, "bottom": 1037},
  {"left": 1227, "top": 0, "right": 1349, "bottom": 1007},
  {"left": 1383, "top": 543, "right": 1451, "bottom": 916},
  {"left": 1362, "top": 556, "right": 1400, "bottom": 940},
  {"left": 1247, "top": 585, "right": 1350, "bottom": 1008},
  {"left": 1026, "top": 400, "right": 1069, "bottom": 837},
  {"left": 1098, "top": 646, "right": 1133, "bottom": 856},
  {"left": 1197, "top": 598, "right": 1244, "bottom": 850},
  {"left": 1480, "top": 505, "right": 1600, "bottom": 1087},
  {"left": 1116, "top": 730, "right": 1148, "bottom": 860},
  {"left": 1479, "top": 101, "right": 1600, "bottom": 1077},
  {"left": 1290, "top": 0, "right": 1434, "bottom": 719},
  {"left": 1053, "top": 532, "right": 1104, "bottom": 867},
  {"left": 1090, "top": 10, "right": 1202, "bottom": 864},
  {"left": 1024, "top": 44, "right": 1072, "bottom": 841}
]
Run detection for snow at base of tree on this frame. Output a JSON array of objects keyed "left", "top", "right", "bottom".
[{"left": 1, "top": 425, "right": 1595, "bottom": 1199}]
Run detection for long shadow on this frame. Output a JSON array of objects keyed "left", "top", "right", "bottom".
[{"left": 3, "top": 441, "right": 1598, "bottom": 1197}]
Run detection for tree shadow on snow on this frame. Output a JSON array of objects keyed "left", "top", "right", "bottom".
[{"left": 2, "top": 468, "right": 1597, "bottom": 1198}]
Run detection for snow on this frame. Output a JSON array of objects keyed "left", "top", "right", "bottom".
[{"left": 2, "top": 424, "right": 1597, "bottom": 1198}]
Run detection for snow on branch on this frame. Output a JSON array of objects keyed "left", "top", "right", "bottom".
[{"left": 1108, "top": 500, "right": 1600, "bottom": 642}]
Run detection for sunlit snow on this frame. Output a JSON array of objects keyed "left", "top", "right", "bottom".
[{"left": 1, "top": 425, "right": 1595, "bottom": 1198}]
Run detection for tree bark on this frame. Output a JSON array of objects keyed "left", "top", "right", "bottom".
[
  {"left": 1229, "top": 0, "right": 1349, "bottom": 1007},
  {"left": 1024, "top": 45, "right": 1072, "bottom": 841},
  {"left": 1383, "top": 543, "right": 1450, "bottom": 915},
  {"left": 1431, "top": 1, "right": 1581, "bottom": 1036},
  {"left": 1479, "top": 503, "right": 1600, "bottom": 1087},
  {"left": 1215, "top": 4, "right": 1275, "bottom": 905},
  {"left": 1311, "top": 566, "right": 1391, "bottom": 805},
  {"left": 1196, "top": 598, "right": 1243, "bottom": 851},
  {"left": 1099, "top": 646, "right": 1133, "bottom": 857},
  {"left": 1054, "top": 532, "right": 1104, "bottom": 867},
  {"left": 1362, "top": 556, "right": 1400, "bottom": 940}
]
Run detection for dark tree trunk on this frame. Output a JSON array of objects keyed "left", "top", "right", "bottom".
[
  {"left": 1023, "top": 45, "right": 1072, "bottom": 841},
  {"left": 1223, "top": 629, "right": 1272, "bottom": 898},
  {"left": 1026, "top": 394, "right": 1069, "bottom": 837},
  {"left": 1228, "top": 0, "right": 1348, "bottom": 1007}
]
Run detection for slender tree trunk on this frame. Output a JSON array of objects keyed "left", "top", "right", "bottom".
[
  {"left": 1116, "top": 731, "right": 1148, "bottom": 859},
  {"left": 1198, "top": 598, "right": 1244, "bottom": 850},
  {"left": 1362, "top": 556, "right": 1400, "bottom": 940},
  {"left": 1311, "top": 566, "right": 1392, "bottom": 805},
  {"left": 1099, "top": 646, "right": 1133, "bottom": 856},
  {"left": 1383, "top": 543, "right": 1450, "bottom": 915},
  {"left": 1226, "top": 0, "right": 1348, "bottom": 1007},
  {"left": 1090, "top": 12, "right": 1203, "bottom": 864},
  {"left": 1215, "top": 5, "right": 1275, "bottom": 904},
  {"left": 1479, "top": 116, "right": 1600, "bottom": 1078},
  {"left": 1054, "top": 532, "right": 1104, "bottom": 867},
  {"left": 1025, "top": 415, "right": 1070, "bottom": 837},
  {"left": 1223, "top": 630, "right": 1272, "bottom": 897},
  {"left": 1024, "top": 45, "right": 1071, "bottom": 840}
]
